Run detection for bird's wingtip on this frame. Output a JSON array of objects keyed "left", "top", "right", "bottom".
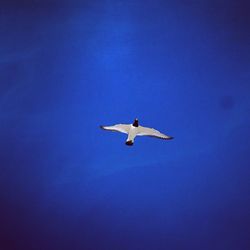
[{"left": 165, "top": 136, "right": 174, "bottom": 140}]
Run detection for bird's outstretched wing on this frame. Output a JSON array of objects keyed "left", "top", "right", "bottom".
[
  {"left": 137, "top": 126, "right": 174, "bottom": 140},
  {"left": 100, "top": 124, "right": 130, "bottom": 134}
]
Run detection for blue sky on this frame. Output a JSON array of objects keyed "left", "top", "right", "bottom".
[{"left": 0, "top": 0, "right": 250, "bottom": 249}]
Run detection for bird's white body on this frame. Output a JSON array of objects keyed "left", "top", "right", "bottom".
[
  {"left": 127, "top": 125, "right": 138, "bottom": 142},
  {"left": 100, "top": 119, "right": 173, "bottom": 146}
]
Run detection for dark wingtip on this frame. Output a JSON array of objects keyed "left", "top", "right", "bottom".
[
  {"left": 168, "top": 136, "right": 174, "bottom": 140},
  {"left": 100, "top": 125, "right": 104, "bottom": 129}
]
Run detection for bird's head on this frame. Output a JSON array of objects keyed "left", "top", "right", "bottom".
[{"left": 133, "top": 118, "right": 139, "bottom": 127}]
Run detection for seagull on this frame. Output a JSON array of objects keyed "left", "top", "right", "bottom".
[{"left": 100, "top": 118, "right": 174, "bottom": 146}]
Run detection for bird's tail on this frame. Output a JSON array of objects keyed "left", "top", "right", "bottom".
[{"left": 125, "top": 140, "right": 133, "bottom": 146}]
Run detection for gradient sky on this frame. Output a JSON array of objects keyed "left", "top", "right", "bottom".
[{"left": 0, "top": 0, "right": 250, "bottom": 249}]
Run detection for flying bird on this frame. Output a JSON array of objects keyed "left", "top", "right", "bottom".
[{"left": 100, "top": 118, "right": 174, "bottom": 146}]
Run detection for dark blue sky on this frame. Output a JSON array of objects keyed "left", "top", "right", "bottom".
[{"left": 0, "top": 0, "right": 250, "bottom": 249}]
